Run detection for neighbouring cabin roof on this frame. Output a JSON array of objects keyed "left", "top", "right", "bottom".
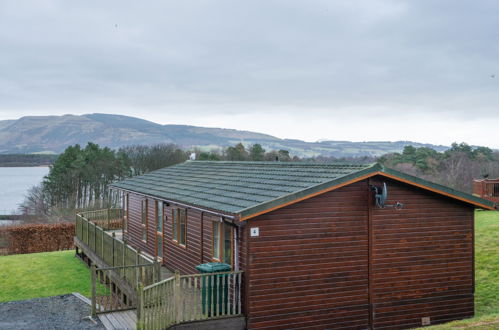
[
  {"left": 110, "top": 161, "right": 496, "bottom": 220},
  {"left": 473, "top": 178, "right": 499, "bottom": 183}
]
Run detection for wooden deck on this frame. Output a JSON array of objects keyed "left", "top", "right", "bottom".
[{"left": 98, "top": 310, "right": 137, "bottom": 330}]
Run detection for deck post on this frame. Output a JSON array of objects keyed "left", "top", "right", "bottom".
[
  {"left": 174, "top": 270, "right": 181, "bottom": 323},
  {"left": 122, "top": 240, "right": 126, "bottom": 278},
  {"left": 136, "top": 282, "right": 144, "bottom": 329},
  {"left": 135, "top": 249, "right": 141, "bottom": 289},
  {"left": 112, "top": 232, "right": 116, "bottom": 267},
  {"left": 155, "top": 259, "right": 161, "bottom": 282},
  {"left": 152, "top": 256, "right": 158, "bottom": 282},
  {"left": 101, "top": 229, "right": 104, "bottom": 260},
  {"left": 91, "top": 264, "right": 97, "bottom": 318}
]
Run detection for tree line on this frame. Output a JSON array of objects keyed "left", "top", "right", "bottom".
[
  {"left": 0, "top": 154, "right": 57, "bottom": 167},
  {"left": 21, "top": 140, "right": 497, "bottom": 220},
  {"left": 195, "top": 143, "right": 298, "bottom": 162},
  {"left": 20, "top": 142, "right": 299, "bottom": 219},
  {"left": 378, "top": 142, "right": 499, "bottom": 193}
]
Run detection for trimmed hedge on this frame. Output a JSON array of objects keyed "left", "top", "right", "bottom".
[{"left": 0, "top": 222, "right": 74, "bottom": 256}]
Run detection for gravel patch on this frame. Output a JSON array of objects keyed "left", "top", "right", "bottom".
[{"left": 0, "top": 294, "right": 105, "bottom": 329}]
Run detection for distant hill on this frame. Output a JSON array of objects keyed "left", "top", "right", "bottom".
[{"left": 0, "top": 113, "right": 449, "bottom": 157}]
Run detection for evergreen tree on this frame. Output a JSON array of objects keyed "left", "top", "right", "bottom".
[{"left": 249, "top": 144, "right": 265, "bottom": 161}]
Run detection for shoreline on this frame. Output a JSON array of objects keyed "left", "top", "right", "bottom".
[{"left": 0, "top": 165, "right": 51, "bottom": 168}]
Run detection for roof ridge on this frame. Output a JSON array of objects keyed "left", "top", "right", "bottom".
[{"left": 187, "top": 160, "right": 377, "bottom": 167}]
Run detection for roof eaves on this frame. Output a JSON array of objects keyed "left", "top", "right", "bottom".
[
  {"left": 378, "top": 166, "right": 496, "bottom": 210},
  {"left": 109, "top": 185, "right": 240, "bottom": 218},
  {"left": 237, "top": 163, "right": 382, "bottom": 220}
]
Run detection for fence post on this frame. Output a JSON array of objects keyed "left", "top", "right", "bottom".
[
  {"left": 112, "top": 232, "right": 116, "bottom": 267},
  {"left": 122, "top": 240, "right": 126, "bottom": 278},
  {"left": 91, "top": 264, "right": 97, "bottom": 318},
  {"left": 174, "top": 270, "right": 181, "bottom": 323},
  {"left": 155, "top": 259, "right": 161, "bottom": 282},
  {"left": 135, "top": 249, "right": 141, "bottom": 289},
  {"left": 137, "top": 283, "right": 144, "bottom": 329},
  {"left": 107, "top": 208, "right": 110, "bottom": 230},
  {"left": 101, "top": 230, "right": 104, "bottom": 260}
]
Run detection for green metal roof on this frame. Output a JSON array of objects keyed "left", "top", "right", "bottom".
[{"left": 110, "top": 161, "right": 496, "bottom": 220}]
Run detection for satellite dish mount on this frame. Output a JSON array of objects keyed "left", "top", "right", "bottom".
[{"left": 371, "top": 182, "right": 404, "bottom": 210}]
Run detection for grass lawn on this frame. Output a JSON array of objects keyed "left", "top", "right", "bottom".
[
  {"left": 474, "top": 211, "right": 499, "bottom": 317},
  {"left": 0, "top": 250, "right": 91, "bottom": 303}
]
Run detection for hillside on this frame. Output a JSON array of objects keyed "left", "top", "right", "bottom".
[{"left": 0, "top": 113, "right": 449, "bottom": 157}]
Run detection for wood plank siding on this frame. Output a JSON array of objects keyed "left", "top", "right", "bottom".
[
  {"left": 246, "top": 181, "right": 370, "bottom": 329},
  {"left": 369, "top": 177, "right": 474, "bottom": 329},
  {"left": 245, "top": 177, "right": 474, "bottom": 329},
  {"left": 123, "top": 193, "right": 244, "bottom": 275}
]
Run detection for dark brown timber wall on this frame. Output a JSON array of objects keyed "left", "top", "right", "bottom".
[
  {"left": 245, "top": 181, "right": 370, "bottom": 329},
  {"left": 124, "top": 192, "right": 245, "bottom": 275},
  {"left": 124, "top": 193, "right": 155, "bottom": 257},
  {"left": 369, "top": 176, "right": 474, "bottom": 329},
  {"left": 245, "top": 178, "right": 474, "bottom": 329}
]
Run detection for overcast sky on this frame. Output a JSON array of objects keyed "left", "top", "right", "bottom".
[{"left": 1, "top": 1, "right": 499, "bottom": 147}]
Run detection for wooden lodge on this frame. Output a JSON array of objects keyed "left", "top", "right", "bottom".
[
  {"left": 76, "top": 161, "right": 496, "bottom": 329},
  {"left": 473, "top": 178, "right": 499, "bottom": 203}
]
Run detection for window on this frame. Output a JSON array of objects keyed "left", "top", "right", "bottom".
[
  {"left": 141, "top": 199, "right": 148, "bottom": 242},
  {"left": 172, "top": 208, "right": 187, "bottom": 246},
  {"left": 157, "top": 202, "right": 163, "bottom": 232},
  {"left": 156, "top": 201, "right": 164, "bottom": 259},
  {"left": 212, "top": 220, "right": 233, "bottom": 266},
  {"left": 123, "top": 193, "right": 129, "bottom": 232},
  {"left": 172, "top": 209, "right": 178, "bottom": 241},
  {"left": 213, "top": 222, "right": 221, "bottom": 260}
]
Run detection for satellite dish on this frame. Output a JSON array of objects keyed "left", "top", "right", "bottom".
[
  {"left": 375, "top": 182, "right": 388, "bottom": 208},
  {"left": 371, "top": 182, "right": 404, "bottom": 209}
]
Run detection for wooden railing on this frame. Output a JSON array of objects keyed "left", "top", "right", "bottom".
[
  {"left": 77, "top": 208, "right": 124, "bottom": 230},
  {"left": 91, "top": 263, "right": 161, "bottom": 317},
  {"left": 137, "top": 270, "right": 243, "bottom": 330},
  {"left": 77, "top": 209, "right": 162, "bottom": 317},
  {"left": 76, "top": 211, "right": 144, "bottom": 270},
  {"left": 77, "top": 209, "right": 244, "bottom": 328}
]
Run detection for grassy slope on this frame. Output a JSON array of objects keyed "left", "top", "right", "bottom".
[
  {"left": 474, "top": 211, "right": 499, "bottom": 316},
  {"left": 418, "top": 210, "right": 499, "bottom": 329},
  {"left": 0, "top": 250, "right": 90, "bottom": 302}
]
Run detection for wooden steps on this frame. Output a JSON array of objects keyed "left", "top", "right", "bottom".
[{"left": 98, "top": 310, "right": 137, "bottom": 330}]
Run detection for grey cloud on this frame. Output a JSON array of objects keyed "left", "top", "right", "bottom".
[{"left": 1, "top": 0, "right": 499, "bottom": 119}]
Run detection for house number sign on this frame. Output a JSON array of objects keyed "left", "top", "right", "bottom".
[{"left": 250, "top": 227, "right": 259, "bottom": 237}]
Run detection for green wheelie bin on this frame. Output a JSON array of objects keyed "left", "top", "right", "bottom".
[{"left": 195, "top": 262, "right": 231, "bottom": 316}]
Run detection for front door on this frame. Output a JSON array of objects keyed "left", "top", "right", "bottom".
[{"left": 213, "top": 220, "right": 234, "bottom": 268}]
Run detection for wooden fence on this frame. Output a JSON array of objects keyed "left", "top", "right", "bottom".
[
  {"left": 77, "top": 208, "right": 123, "bottom": 230},
  {"left": 77, "top": 209, "right": 244, "bottom": 329},
  {"left": 76, "top": 210, "right": 147, "bottom": 271},
  {"left": 91, "top": 263, "right": 160, "bottom": 317},
  {"left": 77, "top": 209, "right": 161, "bottom": 317},
  {"left": 138, "top": 270, "right": 243, "bottom": 329}
]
